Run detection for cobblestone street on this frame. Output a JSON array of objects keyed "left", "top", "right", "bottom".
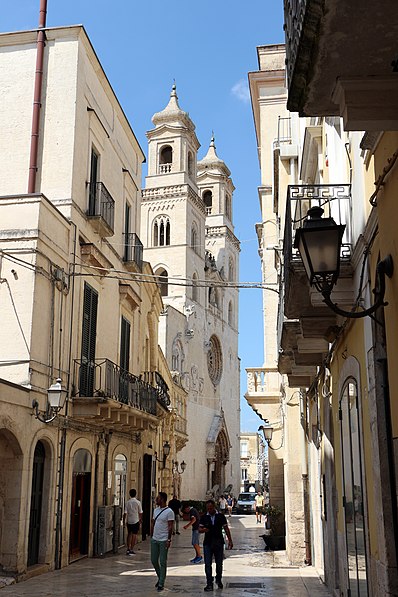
[{"left": 1, "top": 516, "right": 331, "bottom": 596}]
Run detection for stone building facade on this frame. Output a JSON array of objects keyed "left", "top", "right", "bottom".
[{"left": 141, "top": 87, "right": 241, "bottom": 499}]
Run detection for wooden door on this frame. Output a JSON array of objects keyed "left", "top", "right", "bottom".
[{"left": 27, "top": 442, "right": 45, "bottom": 566}]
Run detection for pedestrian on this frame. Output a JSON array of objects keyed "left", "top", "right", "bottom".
[
  {"left": 255, "top": 491, "right": 264, "bottom": 524},
  {"left": 168, "top": 494, "right": 181, "bottom": 535},
  {"left": 226, "top": 494, "right": 233, "bottom": 517},
  {"left": 150, "top": 492, "right": 175, "bottom": 592},
  {"left": 123, "top": 488, "right": 143, "bottom": 555},
  {"left": 199, "top": 498, "right": 233, "bottom": 591},
  {"left": 182, "top": 502, "right": 203, "bottom": 563},
  {"left": 218, "top": 494, "right": 227, "bottom": 515}
]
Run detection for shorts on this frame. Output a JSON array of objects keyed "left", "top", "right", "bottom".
[
  {"left": 192, "top": 529, "right": 200, "bottom": 545},
  {"left": 127, "top": 522, "right": 140, "bottom": 534},
  {"left": 255, "top": 506, "right": 263, "bottom": 514}
]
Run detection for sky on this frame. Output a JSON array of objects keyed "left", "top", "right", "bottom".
[{"left": 3, "top": 1, "right": 284, "bottom": 432}]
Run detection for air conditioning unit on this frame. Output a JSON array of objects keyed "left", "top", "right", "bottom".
[{"left": 97, "top": 505, "right": 114, "bottom": 556}]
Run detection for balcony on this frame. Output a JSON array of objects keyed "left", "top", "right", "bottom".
[
  {"left": 141, "top": 371, "right": 171, "bottom": 411},
  {"left": 87, "top": 182, "right": 115, "bottom": 237},
  {"left": 245, "top": 367, "right": 282, "bottom": 408},
  {"left": 159, "top": 164, "right": 172, "bottom": 174},
  {"left": 279, "top": 183, "right": 353, "bottom": 387},
  {"left": 123, "top": 232, "right": 143, "bottom": 272},
  {"left": 284, "top": 0, "right": 398, "bottom": 129},
  {"left": 72, "top": 359, "right": 168, "bottom": 428}
]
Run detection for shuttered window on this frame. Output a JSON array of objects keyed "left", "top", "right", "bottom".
[
  {"left": 120, "top": 317, "right": 131, "bottom": 372},
  {"left": 79, "top": 283, "right": 98, "bottom": 396}
]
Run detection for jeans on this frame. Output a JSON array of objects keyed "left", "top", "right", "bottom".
[
  {"left": 204, "top": 542, "right": 224, "bottom": 586},
  {"left": 151, "top": 538, "right": 169, "bottom": 587}
]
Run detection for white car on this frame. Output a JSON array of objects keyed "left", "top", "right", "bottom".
[{"left": 236, "top": 492, "right": 256, "bottom": 514}]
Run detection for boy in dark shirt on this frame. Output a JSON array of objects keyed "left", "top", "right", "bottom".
[
  {"left": 182, "top": 503, "right": 202, "bottom": 563},
  {"left": 199, "top": 499, "right": 233, "bottom": 591}
]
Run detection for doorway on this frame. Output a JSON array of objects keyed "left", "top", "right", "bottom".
[
  {"left": 142, "top": 454, "right": 152, "bottom": 540},
  {"left": 27, "top": 441, "right": 45, "bottom": 566},
  {"left": 340, "top": 380, "right": 368, "bottom": 596},
  {"left": 69, "top": 449, "right": 92, "bottom": 560}
]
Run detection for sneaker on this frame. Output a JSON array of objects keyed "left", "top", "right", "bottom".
[
  {"left": 126, "top": 550, "right": 132, "bottom": 555},
  {"left": 193, "top": 556, "right": 203, "bottom": 563},
  {"left": 157, "top": 586, "right": 164, "bottom": 592},
  {"left": 176, "top": 531, "right": 180, "bottom": 535},
  {"left": 217, "top": 581, "right": 223, "bottom": 589},
  {"left": 204, "top": 586, "right": 214, "bottom": 592}
]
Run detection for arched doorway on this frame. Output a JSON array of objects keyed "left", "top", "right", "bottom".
[
  {"left": 69, "top": 449, "right": 92, "bottom": 560},
  {"left": 27, "top": 441, "right": 45, "bottom": 566},
  {"left": 0, "top": 429, "right": 23, "bottom": 573},
  {"left": 212, "top": 430, "right": 230, "bottom": 491}
]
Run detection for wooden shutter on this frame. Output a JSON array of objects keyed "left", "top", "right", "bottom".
[
  {"left": 80, "top": 283, "right": 98, "bottom": 396},
  {"left": 120, "top": 317, "right": 130, "bottom": 372}
]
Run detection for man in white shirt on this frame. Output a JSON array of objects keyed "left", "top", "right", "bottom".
[
  {"left": 123, "top": 488, "right": 143, "bottom": 555},
  {"left": 150, "top": 492, "right": 175, "bottom": 592},
  {"left": 254, "top": 491, "right": 264, "bottom": 524}
]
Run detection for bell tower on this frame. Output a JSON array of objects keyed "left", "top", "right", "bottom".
[{"left": 141, "top": 86, "right": 205, "bottom": 310}]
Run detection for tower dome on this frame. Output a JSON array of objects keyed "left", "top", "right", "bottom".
[
  {"left": 152, "top": 84, "right": 195, "bottom": 132},
  {"left": 197, "top": 135, "right": 230, "bottom": 177}
]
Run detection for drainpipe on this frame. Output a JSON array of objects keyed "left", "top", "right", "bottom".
[{"left": 28, "top": 0, "right": 47, "bottom": 193}]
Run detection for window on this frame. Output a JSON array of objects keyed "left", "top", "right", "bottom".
[
  {"left": 156, "top": 268, "right": 168, "bottom": 297},
  {"left": 203, "top": 190, "right": 212, "bottom": 215},
  {"left": 207, "top": 334, "right": 223, "bottom": 385},
  {"left": 80, "top": 283, "right": 98, "bottom": 396},
  {"left": 114, "top": 454, "right": 127, "bottom": 513},
  {"left": 188, "top": 151, "right": 193, "bottom": 175},
  {"left": 241, "top": 468, "right": 248, "bottom": 481},
  {"left": 120, "top": 317, "right": 131, "bottom": 371},
  {"left": 191, "top": 222, "right": 199, "bottom": 253},
  {"left": 159, "top": 145, "right": 172, "bottom": 173},
  {"left": 225, "top": 194, "right": 232, "bottom": 220},
  {"left": 123, "top": 203, "right": 131, "bottom": 261},
  {"left": 240, "top": 442, "right": 248, "bottom": 458},
  {"left": 88, "top": 148, "right": 99, "bottom": 215},
  {"left": 153, "top": 216, "right": 170, "bottom": 247}
]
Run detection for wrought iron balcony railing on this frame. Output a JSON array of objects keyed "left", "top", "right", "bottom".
[
  {"left": 73, "top": 359, "right": 165, "bottom": 415},
  {"left": 284, "top": 183, "right": 352, "bottom": 265},
  {"left": 87, "top": 182, "right": 115, "bottom": 233},
  {"left": 123, "top": 232, "right": 143, "bottom": 271},
  {"left": 141, "top": 371, "right": 170, "bottom": 410}
]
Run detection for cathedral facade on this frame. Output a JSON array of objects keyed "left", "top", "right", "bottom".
[{"left": 141, "top": 86, "right": 241, "bottom": 499}]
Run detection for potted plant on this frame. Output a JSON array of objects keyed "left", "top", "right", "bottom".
[{"left": 261, "top": 505, "right": 285, "bottom": 551}]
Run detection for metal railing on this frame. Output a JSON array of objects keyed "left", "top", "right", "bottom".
[
  {"left": 123, "top": 232, "right": 143, "bottom": 271},
  {"left": 159, "top": 164, "right": 172, "bottom": 174},
  {"left": 284, "top": 0, "right": 308, "bottom": 90},
  {"left": 141, "top": 371, "right": 171, "bottom": 409},
  {"left": 87, "top": 182, "right": 115, "bottom": 232},
  {"left": 73, "top": 359, "right": 161, "bottom": 415},
  {"left": 175, "top": 415, "right": 187, "bottom": 435},
  {"left": 275, "top": 116, "right": 292, "bottom": 146}
]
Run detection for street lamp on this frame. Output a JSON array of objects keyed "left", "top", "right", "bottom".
[
  {"left": 32, "top": 378, "right": 67, "bottom": 423},
  {"left": 258, "top": 425, "right": 273, "bottom": 445},
  {"left": 294, "top": 206, "right": 393, "bottom": 318},
  {"left": 155, "top": 440, "right": 171, "bottom": 469},
  {"left": 172, "top": 460, "right": 187, "bottom": 475}
]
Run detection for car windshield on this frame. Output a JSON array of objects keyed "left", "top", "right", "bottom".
[{"left": 238, "top": 494, "right": 254, "bottom": 501}]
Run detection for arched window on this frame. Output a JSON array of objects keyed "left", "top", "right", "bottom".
[
  {"left": 153, "top": 216, "right": 170, "bottom": 247},
  {"left": 228, "top": 257, "right": 234, "bottom": 282},
  {"left": 156, "top": 268, "right": 168, "bottom": 297},
  {"left": 226, "top": 194, "right": 232, "bottom": 220},
  {"left": 203, "top": 190, "right": 212, "bottom": 215},
  {"left": 191, "top": 222, "right": 199, "bottom": 253},
  {"left": 192, "top": 272, "right": 199, "bottom": 302},
  {"left": 228, "top": 301, "right": 233, "bottom": 326},
  {"left": 159, "top": 145, "right": 172, "bottom": 173},
  {"left": 188, "top": 151, "right": 193, "bottom": 176}
]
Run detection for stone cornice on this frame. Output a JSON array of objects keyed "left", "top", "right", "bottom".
[
  {"left": 205, "top": 225, "right": 241, "bottom": 251},
  {"left": 142, "top": 184, "right": 205, "bottom": 215}
]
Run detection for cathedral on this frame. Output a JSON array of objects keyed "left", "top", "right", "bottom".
[{"left": 141, "top": 86, "right": 241, "bottom": 499}]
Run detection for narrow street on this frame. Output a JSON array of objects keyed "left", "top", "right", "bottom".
[{"left": 2, "top": 516, "right": 331, "bottom": 596}]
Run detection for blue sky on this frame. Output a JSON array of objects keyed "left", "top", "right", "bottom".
[{"left": 3, "top": 1, "right": 284, "bottom": 431}]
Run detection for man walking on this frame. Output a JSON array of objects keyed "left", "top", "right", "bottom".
[
  {"left": 199, "top": 499, "right": 233, "bottom": 591},
  {"left": 168, "top": 494, "right": 181, "bottom": 535},
  {"left": 182, "top": 502, "right": 203, "bottom": 563},
  {"left": 123, "top": 488, "right": 143, "bottom": 555},
  {"left": 150, "top": 492, "right": 175, "bottom": 592},
  {"left": 255, "top": 491, "right": 264, "bottom": 524}
]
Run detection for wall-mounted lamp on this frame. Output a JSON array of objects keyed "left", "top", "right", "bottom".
[
  {"left": 32, "top": 378, "right": 67, "bottom": 423},
  {"left": 155, "top": 440, "right": 171, "bottom": 469},
  {"left": 172, "top": 459, "right": 187, "bottom": 475},
  {"left": 294, "top": 206, "right": 393, "bottom": 318},
  {"left": 258, "top": 425, "right": 274, "bottom": 445}
]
